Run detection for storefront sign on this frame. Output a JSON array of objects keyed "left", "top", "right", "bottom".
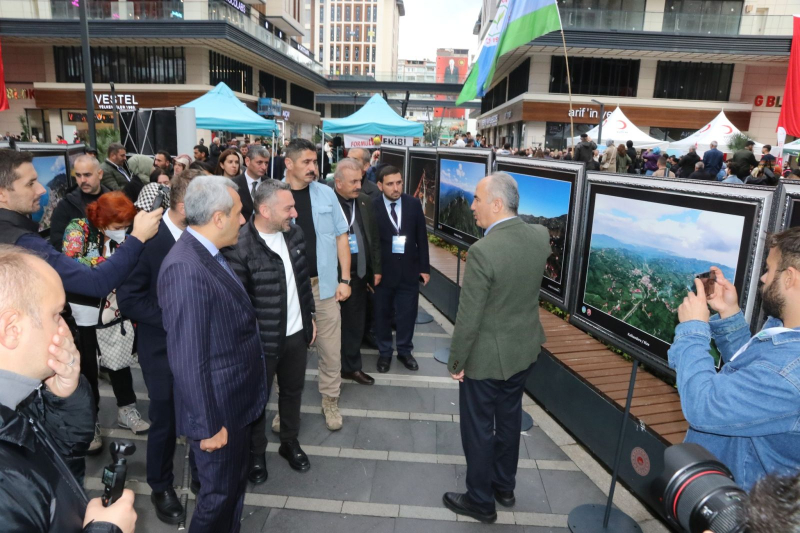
[
  {"left": 754, "top": 95, "right": 782, "bottom": 107},
  {"left": 94, "top": 93, "right": 139, "bottom": 111},
  {"left": 344, "top": 134, "right": 414, "bottom": 148},
  {"left": 291, "top": 40, "right": 311, "bottom": 58},
  {"left": 567, "top": 107, "right": 613, "bottom": 119},
  {"left": 225, "top": 0, "right": 247, "bottom": 14},
  {"left": 257, "top": 98, "right": 282, "bottom": 117},
  {"left": 478, "top": 114, "right": 498, "bottom": 129},
  {"left": 5, "top": 87, "right": 35, "bottom": 100}
]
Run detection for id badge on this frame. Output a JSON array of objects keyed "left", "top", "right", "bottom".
[
  {"left": 348, "top": 233, "right": 359, "bottom": 254},
  {"left": 392, "top": 235, "right": 406, "bottom": 254}
]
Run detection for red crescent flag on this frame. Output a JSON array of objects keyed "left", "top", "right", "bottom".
[
  {"left": 777, "top": 15, "right": 800, "bottom": 136},
  {"left": 0, "top": 41, "right": 9, "bottom": 112}
]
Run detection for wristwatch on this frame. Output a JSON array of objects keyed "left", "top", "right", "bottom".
[{"left": 340, "top": 278, "right": 351, "bottom": 285}]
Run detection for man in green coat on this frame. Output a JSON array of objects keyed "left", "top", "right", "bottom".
[{"left": 443, "top": 172, "right": 550, "bottom": 524}]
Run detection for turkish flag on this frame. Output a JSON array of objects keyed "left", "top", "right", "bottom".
[
  {"left": 777, "top": 15, "right": 800, "bottom": 136},
  {"left": 0, "top": 41, "right": 9, "bottom": 112}
]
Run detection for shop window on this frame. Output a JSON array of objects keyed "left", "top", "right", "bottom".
[
  {"left": 545, "top": 121, "right": 593, "bottom": 150},
  {"left": 316, "top": 103, "right": 325, "bottom": 117},
  {"left": 654, "top": 61, "right": 733, "bottom": 101},
  {"left": 260, "top": 71, "right": 287, "bottom": 102},
  {"left": 649, "top": 127, "right": 698, "bottom": 142},
  {"left": 549, "top": 56, "right": 640, "bottom": 97},
  {"left": 290, "top": 83, "right": 315, "bottom": 110},
  {"left": 209, "top": 51, "right": 252, "bottom": 94},
  {"left": 54, "top": 46, "right": 186, "bottom": 84},
  {"left": 507, "top": 58, "right": 530, "bottom": 101},
  {"left": 663, "top": 0, "right": 743, "bottom": 35}
]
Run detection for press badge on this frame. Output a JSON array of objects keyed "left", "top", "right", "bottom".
[
  {"left": 348, "top": 233, "right": 359, "bottom": 253},
  {"left": 392, "top": 235, "right": 406, "bottom": 254}
]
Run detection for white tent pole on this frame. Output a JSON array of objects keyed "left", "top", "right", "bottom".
[{"left": 271, "top": 131, "right": 275, "bottom": 178}]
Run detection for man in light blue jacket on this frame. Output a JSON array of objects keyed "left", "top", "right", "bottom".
[{"left": 669, "top": 227, "right": 800, "bottom": 490}]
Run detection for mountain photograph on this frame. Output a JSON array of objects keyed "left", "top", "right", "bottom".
[
  {"left": 437, "top": 158, "right": 484, "bottom": 240},
  {"left": 409, "top": 157, "right": 436, "bottom": 227},
  {"left": 583, "top": 194, "right": 745, "bottom": 345}
]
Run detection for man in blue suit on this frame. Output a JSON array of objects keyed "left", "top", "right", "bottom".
[
  {"left": 159, "top": 175, "right": 267, "bottom": 533},
  {"left": 372, "top": 165, "right": 430, "bottom": 373},
  {"left": 702, "top": 140, "right": 725, "bottom": 178},
  {"left": 117, "top": 170, "right": 199, "bottom": 524}
]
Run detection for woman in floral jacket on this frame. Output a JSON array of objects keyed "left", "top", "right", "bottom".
[{"left": 63, "top": 191, "right": 150, "bottom": 454}]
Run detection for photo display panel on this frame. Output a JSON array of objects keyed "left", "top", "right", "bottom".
[
  {"left": 434, "top": 148, "right": 493, "bottom": 248},
  {"left": 572, "top": 174, "right": 774, "bottom": 370},
  {"left": 496, "top": 157, "right": 584, "bottom": 308},
  {"left": 379, "top": 146, "right": 408, "bottom": 180},
  {"left": 773, "top": 181, "right": 800, "bottom": 231},
  {"left": 19, "top": 145, "right": 72, "bottom": 234},
  {"left": 407, "top": 147, "right": 437, "bottom": 230}
]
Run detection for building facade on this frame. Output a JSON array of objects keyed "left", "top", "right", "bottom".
[
  {"left": 310, "top": 0, "right": 404, "bottom": 77},
  {"left": 473, "top": 0, "right": 793, "bottom": 151},
  {"left": 396, "top": 58, "right": 436, "bottom": 82}
]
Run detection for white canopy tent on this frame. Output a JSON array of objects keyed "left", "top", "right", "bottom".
[
  {"left": 669, "top": 111, "right": 763, "bottom": 155},
  {"left": 568, "top": 107, "right": 669, "bottom": 150}
]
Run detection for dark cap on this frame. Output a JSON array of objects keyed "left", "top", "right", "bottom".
[
  {"left": 580, "top": 133, "right": 588, "bottom": 139},
  {"left": 745, "top": 140, "right": 756, "bottom": 147}
]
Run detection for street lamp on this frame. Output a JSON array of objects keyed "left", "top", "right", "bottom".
[{"left": 591, "top": 99, "right": 604, "bottom": 145}]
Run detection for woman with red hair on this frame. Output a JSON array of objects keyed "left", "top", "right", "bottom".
[{"left": 63, "top": 191, "right": 150, "bottom": 454}]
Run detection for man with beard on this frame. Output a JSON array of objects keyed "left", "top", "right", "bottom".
[
  {"left": 668, "top": 227, "right": 800, "bottom": 491},
  {"left": 49, "top": 155, "right": 110, "bottom": 250}
]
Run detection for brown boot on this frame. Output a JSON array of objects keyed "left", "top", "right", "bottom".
[{"left": 321, "top": 396, "right": 343, "bottom": 431}]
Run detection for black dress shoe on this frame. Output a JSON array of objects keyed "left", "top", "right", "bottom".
[
  {"left": 494, "top": 488, "right": 516, "bottom": 507},
  {"left": 190, "top": 479, "right": 201, "bottom": 495},
  {"left": 279, "top": 439, "right": 311, "bottom": 472},
  {"left": 248, "top": 452, "right": 268, "bottom": 484},
  {"left": 342, "top": 370, "right": 375, "bottom": 385},
  {"left": 397, "top": 354, "right": 419, "bottom": 371},
  {"left": 377, "top": 357, "right": 391, "bottom": 373},
  {"left": 363, "top": 332, "right": 378, "bottom": 349},
  {"left": 442, "top": 492, "right": 497, "bottom": 524},
  {"left": 151, "top": 488, "right": 186, "bottom": 525}
]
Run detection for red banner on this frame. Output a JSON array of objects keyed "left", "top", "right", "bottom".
[
  {"left": 0, "top": 41, "right": 9, "bottom": 112},
  {"left": 777, "top": 15, "right": 800, "bottom": 136}
]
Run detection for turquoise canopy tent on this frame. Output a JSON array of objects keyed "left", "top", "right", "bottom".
[
  {"left": 181, "top": 82, "right": 278, "bottom": 135},
  {"left": 322, "top": 94, "right": 424, "bottom": 136}
]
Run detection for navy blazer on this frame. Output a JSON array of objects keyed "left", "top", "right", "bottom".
[
  {"left": 702, "top": 148, "right": 725, "bottom": 177},
  {"left": 373, "top": 193, "right": 430, "bottom": 287},
  {"left": 158, "top": 231, "right": 267, "bottom": 440},
  {"left": 117, "top": 219, "right": 176, "bottom": 381}
]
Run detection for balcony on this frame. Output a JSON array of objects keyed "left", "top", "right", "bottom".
[
  {"left": 0, "top": 0, "right": 325, "bottom": 75},
  {"left": 558, "top": 7, "right": 791, "bottom": 36}
]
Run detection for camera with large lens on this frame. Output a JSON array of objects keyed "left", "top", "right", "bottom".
[{"left": 652, "top": 443, "right": 748, "bottom": 533}]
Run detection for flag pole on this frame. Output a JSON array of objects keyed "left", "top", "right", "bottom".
[{"left": 556, "top": 6, "right": 575, "bottom": 148}]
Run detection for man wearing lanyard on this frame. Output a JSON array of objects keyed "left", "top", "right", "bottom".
[
  {"left": 669, "top": 227, "right": 800, "bottom": 491},
  {"left": 372, "top": 165, "right": 430, "bottom": 374},
  {"left": 332, "top": 159, "right": 382, "bottom": 385},
  {"left": 233, "top": 146, "right": 269, "bottom": 223}
]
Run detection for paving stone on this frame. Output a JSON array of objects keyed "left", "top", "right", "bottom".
[
  {"left": 238, "top": 505, "right": 272, "bottom": 533},
  {"left": 252, "top": 455, "right": 377, "bottom": 502},
  {"left": 355, "top": 417, "right": 438, "bottom": 454},
  {"left": 433, "top": 387, "right": 461, "bottom": 415},
  {"left": 273, "top": 410, "right": 360, "bottom": 449},
  {"left": 339, "top": 448, "right": 389, "bottom": 460},
  {"left": 395, "top": 517, "right": 523, "bottom": 532},
  {"left": 285, "top": 496, "right": 342, "bottom": 513},
  {"left": 388, "top": 451, "right": 439, "bottom": 464},
  {"left": 513, "top": 511, "right": 569, "bottom": 527},
  {"left": 341, "top": 500, "right": 399, "bottom": 517},
  {"left": 538, "top": 470, "right": 609, "bottom": 515},
  {"left": 336, "top": 381, "right": 438, "bottom": 414},
  {"left": 522, "top": 427, "right": 571, "bottom": 461},
  {"left": 399, "top": 505, "right": 457, "bottom": 521},
  {"left": 536, "top": 460, "right": 580, "bottom": 472},
  {"left": 369, "top": 461, "right": 459, "bottom": 508},
  {"left": 522, "top": 527, "right": 570, "bottom": 533},
  {"left": 85, "top": 438, "right": 186, "bottom": 488},
  {"left": 264, "top": 508, "right": 395, "bottom": 533}
]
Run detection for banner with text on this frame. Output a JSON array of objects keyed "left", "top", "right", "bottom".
[{"left": 344, "top": 134, "right": 414, "bottom": 148}]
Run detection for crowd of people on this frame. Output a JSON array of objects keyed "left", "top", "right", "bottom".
[{"left": 0, "top": 131, "right": 799, "bottom": 532}]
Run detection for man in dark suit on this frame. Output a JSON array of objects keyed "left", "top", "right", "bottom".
[
  {"left": 117, "top": 170, "right": 199, "bottom": 524},
  {"left": 372, "top": 165, "right": 430, "bottom": 373},
  {"left": 443, "top": 172, "right": 550, "bottom": 524},
  {"left": 233, "top": 145, "right": 269, "bottom": 223},
  {"left": 347, "top": 147, "right": 382, "bottom": 201},
  {"left": 702, "top": 141, "right": 725, "bottom": 178},
  {"left": 159, "top": 175, "right": 267, "bottom": 533},
  {"left": 332, "top": 158, "right": 382, "bottom": 385},
  {"left": 444, "top": 58, "right": 460, "bottom": 83}
]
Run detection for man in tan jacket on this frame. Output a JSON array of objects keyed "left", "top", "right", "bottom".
[{"left": 443, "top": 172, "right": 551, "bottom": 524}]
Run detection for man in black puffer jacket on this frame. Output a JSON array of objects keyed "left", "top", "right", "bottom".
[
  {"left": 225, "top": 179, "right": 316, "bottom": 478},
  {"left": 0, "top": 245, "right": 137, "bottom": 532}
]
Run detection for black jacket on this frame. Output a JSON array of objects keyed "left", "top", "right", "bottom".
[
  {"left": 373, "top": 193, "right": 429, "bottom": 288},
  {"left": 626, "top": 147, "right": 637, "bottom": 173},
  {"left": 49, "top": 186, "right": 111, "bottom": 251},
  {"left": 573, "top": 140, "right": 597, "bottom": 163},
  {"left": 677, "top": 151, "right": 701, "bottom": 179},
  {"left": 0, "top": 377, "right": 118, "bottom": 532},
  {"left": 232, "top": 173, "right": 261, "bottom": 223},
  {"left": 225, "top": 220, "right": 315, "bottom": 358}
]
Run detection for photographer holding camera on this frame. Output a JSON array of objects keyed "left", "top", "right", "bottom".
[
  {"left": 668, "top": 227, "right": 800, "bottom": 491},
  {"left": 0, "top": 245, "right": 136, "bottom": 532}
]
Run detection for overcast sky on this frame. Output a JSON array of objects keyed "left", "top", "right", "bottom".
[{"left": 398, "top": 0, "right": 483, "bottom": 61}]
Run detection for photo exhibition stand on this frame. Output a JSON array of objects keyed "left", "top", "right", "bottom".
[
  {"left": 431, "top": 246, "right": 534, "bottom": 432},
  {"left": 567, "top": 361, "right": 642, "bottom": 533}
]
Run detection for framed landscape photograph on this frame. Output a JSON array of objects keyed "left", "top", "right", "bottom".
[
  {"left": 496, "top": 157, "right": 585, "bottom": 309},
  {"left": 570, "top": 173, "right": 775, "bottom": 371},
  {"left": 379, "top": 146, "right": 408, "bottom": 182},
  {"left": 407, "top": 147, "right": 437, "bottom": 230},
  {"left": 771, "top": 180, "right": 800, "bottom": 232},
  {"left": 434, "top": 148, "right": 493, "bottom": 248},
  {"left": 15, "top": 143, "right": 73, "bottom": 235}
]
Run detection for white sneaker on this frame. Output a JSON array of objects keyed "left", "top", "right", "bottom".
[
  {"left": 88, "top": 423, "right": 103, "bottom": 455},
  {"left": 118, "top": 404, "right": 150, "bottom": 435}
]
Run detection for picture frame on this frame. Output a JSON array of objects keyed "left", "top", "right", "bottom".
[{"left": 407, "top": 147, "right": 438, "bottom": 231}]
